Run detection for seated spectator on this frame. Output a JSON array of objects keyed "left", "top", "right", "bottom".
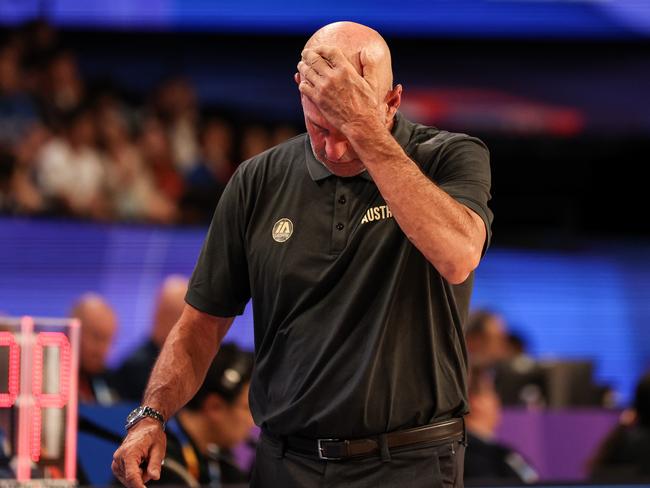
[
  {"left": 18, "top": 20, "right": 60, "bottom": 99},
  {"left": 112, "top": 275, "right": 188, "bottom": 401},
  {"left": 154, "top": 343, "right": 255, "bottom": 486},
  {"left": 6, "top": 124, "right": 49, "bottom": 215},
  {"left": 465, "top": 309, "right": 509, "bottom": 368},
  {"left": 589, "top": 371, "right": 650, "bottom": 482},
  {"left": 139, "top": 116, "right": 185, "bottom": 208},
  {"left": 96, "top": 95, "right": 177, "bottom": 223},
  {"left": 0, "top": 42, "right": 40, "bottom": 149},
  {"left": 36, "top": 106, "right": 110, "bottom": 219},
  {"left": 152, "top": 77, "right": 200, "bottom": 175},
  {"left": 0, "top": 41, "right": 46, "bottom": 215},
  {"left": 71, "top": 293, "right": 119, "bottom": 404},
  {"left": 182, "top": 117, "right": 234, "bottom": 223},
  {"left": 39, "top": 50, "right": 85, "bottom": 128},
  {"left": 464, "top": 366, "right": 538, "bottom": 485}
]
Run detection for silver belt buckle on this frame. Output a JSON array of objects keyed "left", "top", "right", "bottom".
[{"left": 317, "top": 438, "right": 343, "bottom": 460}]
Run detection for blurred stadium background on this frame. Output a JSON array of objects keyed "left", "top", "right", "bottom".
[{"left": 1, "top": 0, "right": 649, "bottom": 485}]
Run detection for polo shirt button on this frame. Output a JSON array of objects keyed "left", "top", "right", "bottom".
[
  {"left": 336, "top": 223, "right": 344, "bottom": 231},
  {"left": 338, "top": 196, "right": 346, "bottom": 204}
]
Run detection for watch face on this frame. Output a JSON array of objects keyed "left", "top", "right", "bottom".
[{"left": 127, "top": 406, "right": 144, "bottom": 425}]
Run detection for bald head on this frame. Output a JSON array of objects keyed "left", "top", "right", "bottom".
[
  {"left": 305, "top": 21, "right": 394, "bottom": 96},
  {"left": 152, "top": 275, "right": 188, "bottom": 347},
  {"left": 72, "top": 293, "right": 117, "bottom": 375}
]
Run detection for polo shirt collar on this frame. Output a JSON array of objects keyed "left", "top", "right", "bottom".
[{"left": 305, "top": 112, "right": 412, "bottom": 182}]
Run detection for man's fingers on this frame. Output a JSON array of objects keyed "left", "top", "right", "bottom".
[
  {"left": 124, "top": 472, "right": 146, "bottom": 488},
  {"left": 146, "top": 441, "right": 165, "bottom": 481},
  {"left": 297, "top": 60, "right": 323, "bottom": 90},
  {"left": 122, "top": 456, "right": 146, "bottom": 488},
  {"left": 111, "top": 459, "right": 121, "bottom": 480},
  {"left": 301, "top": 48, "right": 330, "bottom": 69},
  {"left": 298, "top": 79, "right": 317, "bottom": 100},
  {"left": 306, "top": 45, "right": 345, "bottom": 68},
  {"left": 360, "top": 48, "right": 379, "bottom": 92},
  {"left": 112, "top": 452, "right": 129, "bottom": 485},
  {"left": 300, "top": 50, "right": 328, "bottom": 75}
]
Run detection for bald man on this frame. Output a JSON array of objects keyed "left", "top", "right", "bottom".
[
  {"left": 112, "top": 275, "right": 189, "bottom": 401},
  {"left": 113, "top": 22, "right": 492, "bottom": 488},
  {"left": 72, "top": 293, "right": 119, "bottom": 404}
]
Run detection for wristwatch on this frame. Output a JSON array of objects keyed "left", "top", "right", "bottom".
[{"left": 125, "top": 405, "right": 166, "bottom": 431}]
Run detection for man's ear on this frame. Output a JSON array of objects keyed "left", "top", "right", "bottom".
[{"left": 384, "top": 84, "right": 402, "bottom": 122}]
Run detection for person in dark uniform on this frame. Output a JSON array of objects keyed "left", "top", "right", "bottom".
[
  {"left": 113, "top": 21, "right": 492, "bottom": 488},
  {"left": 464, "top": 366, "right": 538, "bottom": 485},
  {"left": 112, "top": 275, "right": 189, "bottom": 401},
  {"left": 153, "top": 343, "right": 255, "bottom": 487},
  {"left": 589, "top": 370, "right": 650, "bottom": 482}
]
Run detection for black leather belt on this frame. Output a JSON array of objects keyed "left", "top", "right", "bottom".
[{"left": 266, "top": 417, "right": 464, "bottom": 461}]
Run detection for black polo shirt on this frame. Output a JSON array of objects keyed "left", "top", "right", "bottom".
[{"left": 186, "top": 113, "right": 493, "bottom": 439}]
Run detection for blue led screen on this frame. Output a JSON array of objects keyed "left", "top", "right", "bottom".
[
  {"left": 1, "top": 0, "right": 649, "bottom": 38},
  {"left": 0, "top": 217, "right": 648, "bottom": 404}
]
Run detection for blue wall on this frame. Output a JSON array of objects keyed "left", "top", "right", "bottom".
[
  {"left": 0, "top": 217, "right": 254, "bottom": 368},
  {"left": 473, "top": 246, "right": 650, "bottom": 406},
  {"left": 0, "top": 217, "right": 648, "bottom": 403}
]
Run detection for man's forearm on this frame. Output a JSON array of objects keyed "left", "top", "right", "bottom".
[
  {"left": 142, "top": 304, "right": 234, "bottom": 419},
  {"left": 344, "top": 120, "right": 485, "bottom": 284}
]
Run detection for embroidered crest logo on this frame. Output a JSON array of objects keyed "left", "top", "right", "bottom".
[{"left": 272, "top": 218, "right": 294, "bottom": 242}]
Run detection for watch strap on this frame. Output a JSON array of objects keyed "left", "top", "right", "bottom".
[{"left": 140, "top": 406, "right": 165, "bottom": 425}]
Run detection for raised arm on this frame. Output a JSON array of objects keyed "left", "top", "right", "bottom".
[
  {"left": 298, "top": 46, "right": 487, "bottom": 284},
  {"left": 343, "top": 123, "right": 486, "bottom": 284},
  {"left": 112, "top": 304, "right": 234, "bottom": 488}
]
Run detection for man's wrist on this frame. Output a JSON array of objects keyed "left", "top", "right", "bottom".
[
  {"left": 341, "top": 116, "right": 385, "bottom": 143},
  {"left": 127, "top": 417, "right": 165, "bottom": 435},
  {"left": 125, "top": 405, "right": 166, "bottom": 431},
  {"left": 341, "top": 117, "right": 392, "bottom": 147}
]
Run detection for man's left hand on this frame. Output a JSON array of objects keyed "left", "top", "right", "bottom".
[{"left": 297, "top": 46, "right": 384, "bottom": 134}]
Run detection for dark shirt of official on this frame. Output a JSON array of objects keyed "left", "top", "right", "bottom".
[
  {"left": 590, "top": 424, "right": 650, "bottom": 482},
  {"left": 186, "top": 113, "right": 493, "bottom": 439}
]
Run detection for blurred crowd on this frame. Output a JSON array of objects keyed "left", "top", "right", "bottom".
[{"left": 0, "top": 21, "right": 297, "bottom": 225}]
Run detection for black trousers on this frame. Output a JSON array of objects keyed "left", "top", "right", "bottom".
[{"left": 250, "top": 432, "right": 466, "bottom": 488}]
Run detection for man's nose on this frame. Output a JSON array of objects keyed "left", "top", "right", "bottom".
[{"left": 324, "top": 138, "right": 348, "bottom": 161}]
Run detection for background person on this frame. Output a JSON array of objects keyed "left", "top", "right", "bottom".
[
  {"left": 112, "top": 275, "right": 189, "bottom": 401},
  {"left": 464, "top": 366, "right": 538, "bottom": 485},
  {"left": 589, "top": 370, "right": 650, "bottom": 482},
  {"left": 71, "top": 293, "right": 119, "bottom": 404},
  {"left": 152, "top": 343, "right": 255, "bottom": 487}
]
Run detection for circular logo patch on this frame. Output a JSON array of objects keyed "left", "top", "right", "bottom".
[{"left": 272, "top": 218, "right": 294, "bottom": 242}]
